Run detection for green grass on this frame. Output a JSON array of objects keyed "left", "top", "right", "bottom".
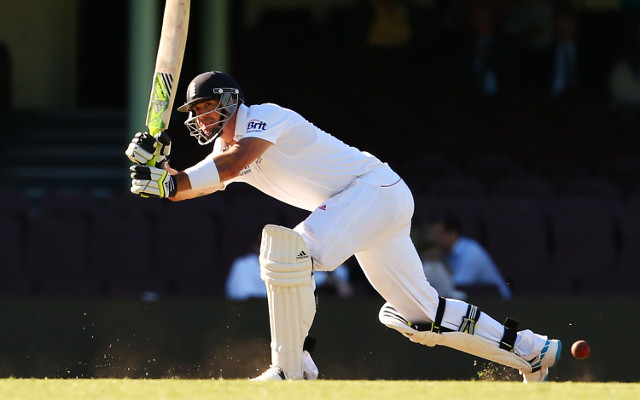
[{"left": 0, "top": 379, "right": 638, "bottom": 400}]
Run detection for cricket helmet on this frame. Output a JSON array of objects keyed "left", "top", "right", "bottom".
[{"left": 178, "top": 71, "right": 244, "bottom": 145}]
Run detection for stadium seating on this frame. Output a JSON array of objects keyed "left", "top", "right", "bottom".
[
  {"left": 4, "top": 173, "right": 640, "bottom": 298},
  {"left": 0, "top": 191, "right": 32, "bottom": 295},
  {"left": 90, "top": 208, "right": 161, "bottom": 297},
  {"left": 25, "top": 193, "right": 102, "bottom": 296},
  {"left": 613, "top": 201, "right": 640, "bottom": 294},
  {"left": 547, "top": 197, "right": 619, "bottom": 295},
  {"left": 483, "top": 197, "right": 551, "bottom": 295},
  {"left": 154, "top": 210, "right": 222, "bottom": 297}
]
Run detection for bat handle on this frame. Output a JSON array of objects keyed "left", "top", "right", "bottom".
[
  {"left": 146, "top": 130, "right": 171, "bottom": 168},
  {"left": 145, "top": 130, "right": 163, "bottom": 167}
]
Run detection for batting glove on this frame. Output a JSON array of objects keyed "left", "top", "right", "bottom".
[
  {"left": 125, "top": 131, "right": 172, "bottom": 168},
  {"left": 130, "top": 165, "right": 177, "bottom": 198}
]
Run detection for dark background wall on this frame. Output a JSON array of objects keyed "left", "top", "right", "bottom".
[{"left": 0, "top": 1, "right": 639, "bottom": 297}]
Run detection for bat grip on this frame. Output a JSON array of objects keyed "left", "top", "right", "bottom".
[
  {"left": 146, "top": 131, "right": 171, "bottom": 167},
  {"left": 145, "top": 131, "right": 162, "bottom": 167}
]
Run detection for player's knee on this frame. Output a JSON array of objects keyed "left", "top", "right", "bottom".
[
  {"left": 379, "top": 302, "right": 441, "bottom": 347},
  {"left": 259, "top": 224, "right": 313, "bottom": 285}
]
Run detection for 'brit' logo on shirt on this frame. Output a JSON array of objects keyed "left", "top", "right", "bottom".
[{"left": 247, "top": 119, "right": 267, "bottom": 133}]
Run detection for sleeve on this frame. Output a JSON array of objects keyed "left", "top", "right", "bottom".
[{"left": 239, "top": 104, "right": 292, "bottom": 144}]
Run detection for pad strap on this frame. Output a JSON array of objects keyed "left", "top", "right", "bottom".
[
  {"left": 410, "top": 297, "right": 448, "bottom": 333},
  {"left": 430, "top": 297, "right": 447, "bottom": 333},
  {"left": 379, "top": 302, "right": 454, "bottom": 333},
  {"left": 499, "top": 317, "right": 519, "bottom": 352},
  {"left": 458, "top": 304, "right": 481, "bottom": 334}
]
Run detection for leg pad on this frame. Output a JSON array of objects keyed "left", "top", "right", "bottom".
[
  {"left": 260, "top": 225, "right": 316, "bottom": 379},
  {"left": 379, "top": 302, "right": 532, "bottom": 372}
]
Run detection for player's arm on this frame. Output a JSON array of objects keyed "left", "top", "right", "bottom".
[
  {"left": 171, "top": 136, "right": 273, "bottom": 201},
  {"left": 216, "top": 137, "right": 274, "bottom": 180},
  {"left": 168, "top": 171, "right": 220, "bottom": 201},
  {"left": 132, "top": 137, "right": 273, "bottom": 201}
]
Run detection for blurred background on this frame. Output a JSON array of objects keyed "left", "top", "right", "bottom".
[
  {"left": 2, "top": 0, "right": 639, "bottom": 298},
  {"left": 0, "top": 0, "right": 639, "bottom": 381}
]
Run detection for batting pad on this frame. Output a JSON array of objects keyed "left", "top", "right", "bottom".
[
  {"left": 379, "top": 303, "right": 532, "bottom": 373},
  {"left": 259, "top": 224, "right": 316, "bottom": 380}
]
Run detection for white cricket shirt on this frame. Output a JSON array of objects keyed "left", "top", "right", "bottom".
[{"left": 214, "top": 103, "right": 382, "bottom": 211}]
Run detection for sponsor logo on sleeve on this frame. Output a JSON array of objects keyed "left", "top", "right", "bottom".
[{"left": 247, "top": 119, "right": 267, "bottom": 133}]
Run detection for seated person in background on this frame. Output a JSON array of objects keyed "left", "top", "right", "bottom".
[
  {"left": 432, "top": 213, "right": 512, "bottom": 300},
  {"left": 226, "top": 239, "right": 354, "bottom": 300},
  {"left": 609, "top": 22, "right": 640, "bottom": 123},
  {"left": 224, "top": 245, "right": 264, "bottom": 300},
  {"left": 412, "top": 224, "right": 467, "bottom": 300}
]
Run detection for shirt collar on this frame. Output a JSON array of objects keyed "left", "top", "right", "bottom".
[{"left": 233, "top": 103, "right": 249, "bottom": 141}]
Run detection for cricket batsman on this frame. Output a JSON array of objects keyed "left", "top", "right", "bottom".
[{"left": 125, "top": 71, "right": 561, "bottom": 382}]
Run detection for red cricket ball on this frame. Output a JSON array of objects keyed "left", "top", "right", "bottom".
[{"left": 571, "top": 340, "right": 590, "bottom": 360}]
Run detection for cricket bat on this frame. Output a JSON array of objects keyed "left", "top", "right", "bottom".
[{"left": 145, "top": 0, "right": 190, "bottom": 166}]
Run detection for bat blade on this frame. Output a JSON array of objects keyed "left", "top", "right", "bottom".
[
  {"left": 147, "top": 71, "right": 175, "bottom": 137},
  {"left": 145, "top": 0, "right": 190, "bottom": 165}
]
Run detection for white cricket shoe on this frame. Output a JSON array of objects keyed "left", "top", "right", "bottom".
[
  {"left": 251, "top": 366, "right": 285, "bottom": 381},
  {"left": 302, "top": 350, "right": 319, "bottom": 380},
  {"left": 251, "top": 351, "right": 319, "bottom": 381},
  {"left": 520, "top": 339, "right": 562, "bottom": 383}
]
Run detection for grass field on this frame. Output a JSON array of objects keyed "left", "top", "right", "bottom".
[{"left": 0, "top": 379, "right": 638, "bottom": 400}]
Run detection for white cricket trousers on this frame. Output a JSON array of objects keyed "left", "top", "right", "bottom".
[{"left": 295, "top": 163, "right": 547, "bottom": 360}]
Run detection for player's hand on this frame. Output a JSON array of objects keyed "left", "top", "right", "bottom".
[
  {"left": 125, "top": 131, "right": 172, "bottom": 167},
  {"left": 130, "top": 165, "right": 177, "bottom": 198}
]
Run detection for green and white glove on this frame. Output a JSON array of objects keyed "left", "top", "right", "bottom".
[
  {"left": 125, "top": 131, "right": 172, "bottom": 168},
  {"left": 130, "top": 165, "right": 177, "bottom": 198}
]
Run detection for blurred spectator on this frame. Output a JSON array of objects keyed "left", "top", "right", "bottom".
[
  {"left": 413, "top": 224, "right": 467, "bottom": 300},
  {"left": 314, "top": 265, "right": 355, "bottom": 298},
  {"left": 0, "top": 41, "right": 11, "bottom": 116},
  {"left": 432, "top": 213, "right": 512, "bottom": 300},
  {"left": 366, "top": 0, "right": 413, "bottom": 48},
  {"left": 225, "top": 239, "right": 354, "bottom": 300},
  {"left": 501, "top": 0, "right": 555, "bottom": 86},
  {"left": 224, "top": 241, "right": 264, "bottom": 300},
  {"left": 346, "top": 0, "right": 414, "bottom": 50},
  {"left": 453, "top": 4, "right": 514, "bottom": 97},
  {"left": 337, "top": 0, "right": 415, "bottom": 98},
  {"left": 548, "top": 11, "right": 581, "bottom": 97},
  {"left": 501, "top": 0, "right": 555, "bottom": 51},
  {"left": 608, "top": 22, "right": 640, "bottom": 123}
]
